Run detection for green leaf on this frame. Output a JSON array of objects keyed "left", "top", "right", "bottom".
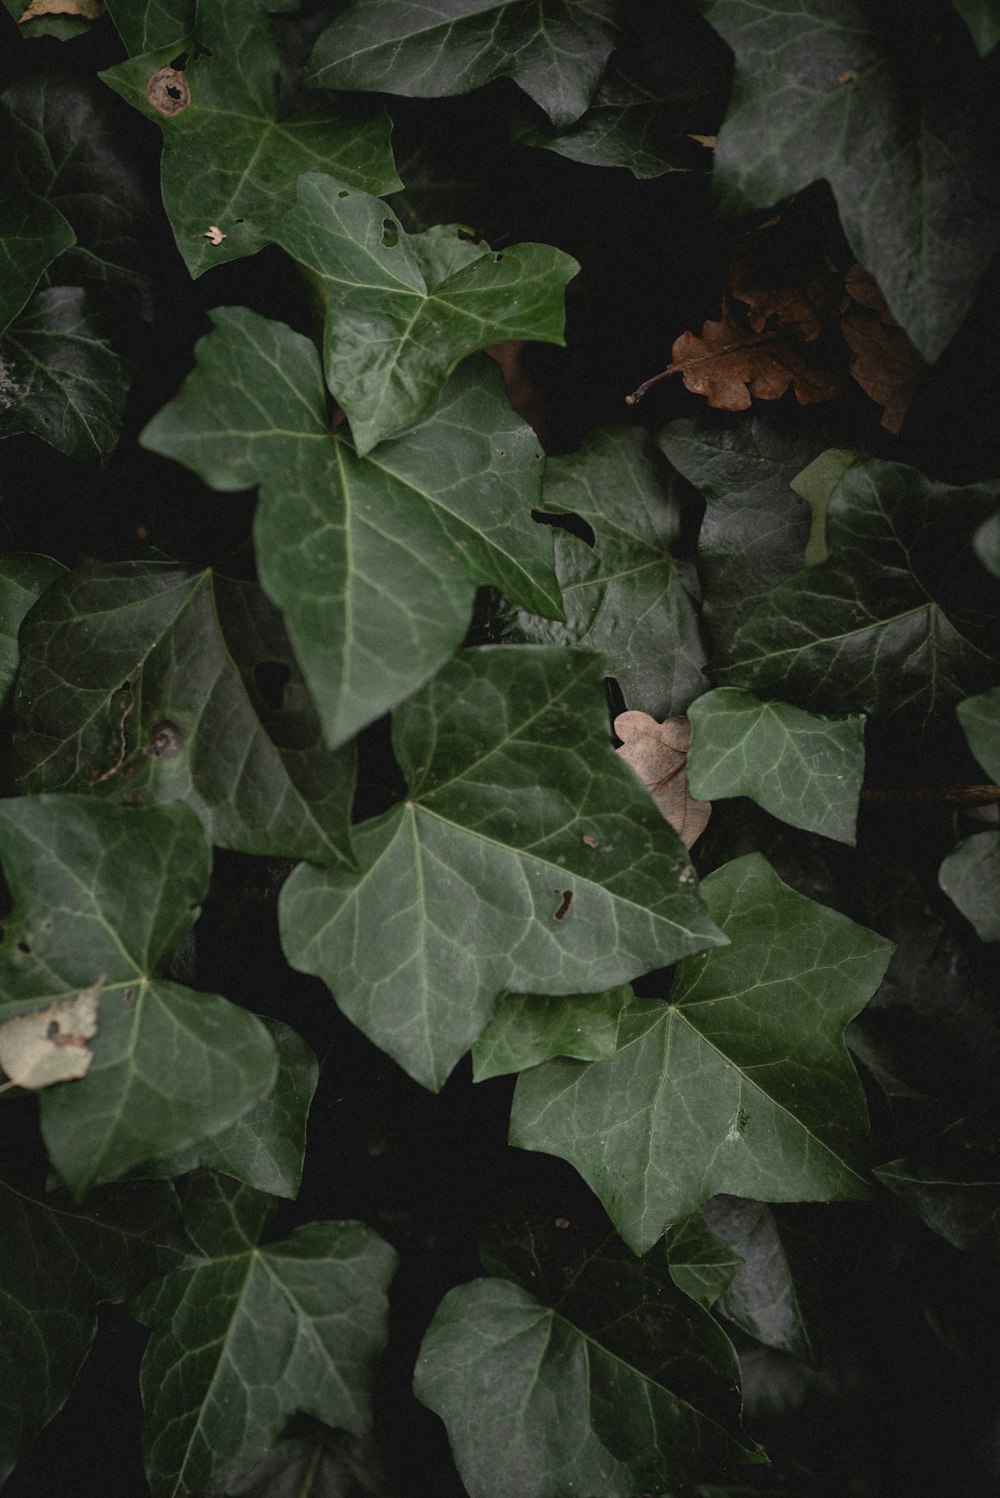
[
  {"left": 134, "top": 1172, "right": 398, "bottom": 1498},
  {"left": 976, "top": 511, "right": 1000, "bottom": 579},
  {"left": 12, "top": 560, "right": 356, "bottom": 866},
  {"left": 700, "top": 0, "right": 1000, "bottom": 360},
  {"left": 273, "top": 173, "right": 579, "bottom": 455},
  {"left": 0, "top": 1171, "right": 193, "bottom": 1483},
  {"left": 511, "top": 852, "right": 892, "bottom": 1251},
  {"left": 280, "top": 647, "right": 725, "bottom": 1091},
  {"left": 471, "top": 985, "right": 635, "bottom": 1081},
  {"left": 790, "top": 448, "right": 860, "bottom": 568},
  {"left": 957, "top": 685, "right": 1000, "bottom": 781},
  {"left": 415, "top": 1276, "right": 759, "bottom": 1498},
  {"left": 0, "top": 186, "right": 75, "bottom": 337},
  {"left": 701, "top": 1197, "right": 816, "bottom": 1361},
  {"left": 0, "top": 552, "right": 65, "bottom": 706},
  {"left": 950, "top": 0, "right": 1000, "bottom": 54},
  {"left": 939, "top": 833, "right": 1000, "bottom": 942},
  {"left": 666, "top": 1212, "right": 743, "bottom": 1309},
  {"left": 876, "top": 1155, "right": 1000, "bottom": 1256},
  {"left": 219, "top": 1431, "right": 392, "bottom": 1498},
  {"left": 141, "top": 311, "right": 562, "bottom": 748},
  {"left": 104, "top": 0, "right": 192, "bottom": 53},
  {"left": 718, "top": 457, "right": 1000, "bottom": 721},
  {"left": 1, "top": 73, "right": 156, "bottom": 316},
  {"left": 517, "top": 426, "right": 709, "bottom": 717},
  {"left": 0, "top": 287, "right": 132, "bottom": 463},
  {"left": 135, "top": 1018, "right": 318, "bottom": 1197},
  {"left": 0, "top": 796, "right": 278, "bottom": 1193},
  {"left": 99, "top": 0, "right": 401, "bottom": 278},
  {"left": 656, "top": 415, "right": 826, "bottom": 653},
  {"left": 307, "top": 0, "right": 618, "bottom": 130},
  {"left": 686, "top": 688, "right": 866, "bottom": 845}
]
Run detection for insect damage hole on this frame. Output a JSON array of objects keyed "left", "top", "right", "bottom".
[
  {"left": 381, "top": 219, "right": 399, "bottom": 248},
  {"left": 552, "top": 890, "right": 573, "bottom": 921},
  {"left": 147, "top": 64, "right": 191, "bottom": 116}
]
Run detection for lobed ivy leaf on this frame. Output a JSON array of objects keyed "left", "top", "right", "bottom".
[
  {"left": 700, "top": 1197, "right": 817, "bottom": 1362},
  {"left": 12, "top": 560, "right": 356, "bottom": 866},
  {"left": 517, "top": 426, "right": 709, "bottom": 717},
  {"left": 0, "top": 552, "right": 65, "bottom": 706},
  {"left": 273, "top": 173, "right": 579, "bottom": 455},
  {"left": 99, "top": 0, "right": 401, "bottom": 278},
  {"left": 0, "top": 186, "right": 75, "bottom": 337},
  {"left": 306, "top": 0, "right": 618, "bottom": 131},
  {"left": 686, "top": 687, "right": 866, "bottom": 845},
  {"left": 280, "top": 647, "right": 726, "bottom": 1091},
  {"left": 0, "top": 288, "right": 132, "bottom": 463},
  {"left": 665, "top": 1212, "right": 743, "bottom": 1309},
  {"left": 219, "top": 1431, "right": 392, "bottom": 1498},
  {"left": 511, "top": 852, "right": 892, "bottom": 1252},
  {"left": 134, "top": 1171, "right": 398, "bottom": 1498},
  {"left": 719, "top": 457, "right": 1000, "bottom": 721},
  {"left": 957, "top": 685, "right": 1000, "bottom": 781},
  {"left": 876, "top": 1155, "right": 1000, "bottom": 1256},
  {"left": 939, "top": 833, "right": 1000, "bottom": 942},
  {"left": 141, "top": 307, "right": 562, "bottom": 747},
  {"left": 0, "top": 796, "right": 278, "bottom": 1194},
  {"left": 471, "top": 985, "right": 635, "bottom": 1081},
  {"left": 104, "top": 0, "right": 193, "bottom": 54},
  {"left": 656, "top": 415, "right": 827, "bottom": 654},
  {"left": 699, "top": 0, "right": 1000, "bottom": 360},
  {"left": 950, "top": 0, "right": 1000, "bottom": 55},
  {"left": 0, "top": 1171, "right": 194, "bottom": 1484}
]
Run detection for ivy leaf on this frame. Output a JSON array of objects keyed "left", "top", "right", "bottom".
[
  {"left": 957, "top": 686, "right": 1000, "bottom": 781},
  {"left": 939, "top": 833, "right": 1000, "bottom": 942},
  {"left": 471, "top": 985, "right": 635, "bottom": 1081},
  {"left": 103, "top": 0, "right": 192, "bottom": 53},
  {"left": 273, "top": 173, "right": 579, "bottom": 456},
  {"left": 0, "top": 1171, "right": 194, "bottom": 1483},
  {"left": 976, "top": 511, "right": 1000, "bottom": 579},
  {"left": 687, "top": 687, "right": 866, "bottom": 845},
  {"left": 511, "top": 852, "right": 892, "bottom": 1252},
  {"left": 141, "top": 308, "right": 562, "bottom": 748},
  {"left": 876, "top": 1155, "right": 1000, "bottom": 1256},
  {"left": 280, "top": 647, "right": 725, "bottom": 1091},
  {"left": 700, "top": 1197, "right": 818, "bottom": 1362},
  {"left": 218, "top": 1431, "right": 392, "bottom": 1498},
  {"left": 1, "top": 73, "right": 157, "bottom": 317},
  {"left": 517, "top": 426, "right": 709, "bottom": 717},
  {"left": 0, "top": 552, "right": 65, "bottom": 706},
  {"left": 0, "top": 796, "right": 278, "bottom": 1193},
  {"left": 700, "top": 0, "right": 1000, "bottom": 360},
  {"left": 414, "top": 1275, "right": 759, "bottom": 1498},
  {"left": 0, "top": 185, "right": 74, "bottom": 336},
  {"left": 666, "top": 1212, "right": 743, "bottom": 1309},
  {"left": 134, "top": 1172, "right": 398, "bottom": 1498},
  {"left": 306, "top": 0, "right": 618, "bottom": 131},
  {"left": 0, "top": 288, "right": 132, "bottom": 463},
  {"left": 12, "top": 560, "right": 356, "bottom": 867},
  {"left": 718, "top": 457, "right": 1000, "bottom": 720},
  {"left": 656, "top": 415, "right": 826, "bottom": 652},
  {"left": 950, "top": 0, "right": 1000, "bottom": 55},
  {"left": 99, "top": 0, "right": 401, "bottom": 278}
]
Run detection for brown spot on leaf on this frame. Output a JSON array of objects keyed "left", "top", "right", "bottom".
[
  {"left": 147, "top": 66, "right": 190, "bottom": 117},
  {"left": 144, "top": 720, "right": 185, "bottom": 760},
  {"left": 552, "top": 890, "right": 573, "bottom": 921}
]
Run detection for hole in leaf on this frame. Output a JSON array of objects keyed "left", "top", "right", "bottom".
[
  {"left": 16, "top": 940, "right": 31, "bottom": 955},
  {"left": 46, "top": 1021, "right": 59, "bottom": 1040},
  {"left": 494, "top": 253, "right": 504, "bottom": 263},
  {"left": 531, "top": 508, "right": 596, "bottom": 547},
  {"left": 338, "top": 190, "right": 350, "bottom": 199},
  {"left": 381, "top": 219, "right": 399, "bottom": 248},
  {"left": 168, "top": 52, "right": 189, "bottom": 70},
  {"left": 192, "top": 43, "right": 212, "bottom": 60},
  {"left": 254, "top": 660, "right": 292, "bottom": 712}
]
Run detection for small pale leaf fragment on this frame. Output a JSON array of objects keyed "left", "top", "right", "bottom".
[
  {"left": 0, "top": 977, "right": 103, "bottom": 1091},
  {"left": 614, "top": 710, "right": 711, "bottom": 847}
]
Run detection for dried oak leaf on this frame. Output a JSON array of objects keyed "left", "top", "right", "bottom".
[
  {"left": 730, "top": 241, "right": 847, "bottom": 343},
  {"left": 841, "top": 265, "right": 923, "bottom": 435},
  {"left": 663, "top": 304, "right": 842, "bottom": 411},
  {"left": 614, "top": 710, "right": 711, "bottom": 848},
  {"left": 0, "top": 977, "right": 104, "bottom": 1093}
]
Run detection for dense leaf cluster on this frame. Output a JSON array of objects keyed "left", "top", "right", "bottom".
[{"left": 2, "top": 1, "right": 1000, "bottom": 1495}]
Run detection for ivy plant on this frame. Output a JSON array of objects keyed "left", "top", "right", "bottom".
[{"left": 2, "top": 2, "right": 1000, "bottom": 1495}]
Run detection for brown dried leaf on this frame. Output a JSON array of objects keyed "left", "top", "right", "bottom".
[
  {"left": 730, "top": 247, "right": 846, "bottom": 343},
  {"left": 614, "top": 710, "right": 711, "bottom": 848},
  {"left": 664, "top": 305, "right": 842, "bottom": 411},
  {"left": 842, "top": 265, "right": 923, "bottom": 435},
  {"left": 0, "top": 977, "right": 104, "bottom": 1093},
  {"left": 17, "top": 0, "right": 103, "bottom": 19}
]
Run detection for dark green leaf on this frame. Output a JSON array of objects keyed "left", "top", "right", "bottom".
[
  {"left": 13, "top": 561, "right": 356, "bottom": 866},
  {"left": 719, "top": 457, "right": 1000, "bottom": 721},
  {"left": 0, "top": 552, "right": 65, "bottom": 706},
  {"left": 517, "top": 426, "right": 709, "bottom": 716},
  {"left": 511, "top": 852, "right": 891, "bottom": 1251},
  {"left": 700, "top": 0, "right": 1000, "bottom": 360},
  {"left": 0, "top": 287, "right": 132, "bottom": 463},
  {"left": 1, "top": 73, "right": 156, "bottom": 317},
  {"left": 701, "top": 1197, "right": 816, "bottom": 1362},
  {"left": 0, "top": 796, "right": 278, "bottom": 1192},
  {"left": 134, "top": 1172, "right": 397, "bottom": 1498},
  {"left": 687, "top": 688, "right": 866, "bottom": 845},
  {"left": 273, "top": 173, "right": 579, "bottom": 455},
  {"left": 280, "top": 647, "right": 725, "bottom": 1090},
  {"left": 957, "top": 685, "right": 1000, "bottom": 781},
  {"left": 0, "top": 186, "right": 75, "bottom": 336},
  {"left": 414, "top": 1278, "right": 759, "bottom": 1498},
  {"left": 950, "top": 0, "right": 1000, "bottom": 54},
  {"left": 140, "top": 308, "right": 562, "bottom": 747},
  {"left": 939, "top": 833, "right": 1000, "bottom": 942},
  {"left": 136, "top": 1018, "right": 318, "bottom": 1197},
  {"left": 976, "top": 511, "right": 1000, "bottom": 579},
  {"left": 666, "top": 1212, "right": 743, "bottom": 1309},
  {"left": 220, "top": 1432, "right": 392, "bottom": 1498},
  {"left": 656, "top": 415, "right": 826, "bottom": 653},
  {"left": 307, "top": 0, "right": 618, "bottom": 130},
  {"left": 471, "top": 985, "right": 635, "bottom": 1081},
  {"left": 876, "top": 1156, "right": 1000, "bottom": 1256},
  {"left": 104, "top": 0, "right": 192, "bottom": 53},
  {"left": 99, "top": 0, "right": 401, "bottom": 278}
]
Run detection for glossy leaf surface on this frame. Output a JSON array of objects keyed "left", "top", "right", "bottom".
[
  {"left": 939, "top": 833, "right": 1000, "bottom": 942},
  {"left": 471, "top": 985, "right": 635, "bottom": 1081}
]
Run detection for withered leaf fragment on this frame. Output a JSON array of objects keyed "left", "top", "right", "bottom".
[
  {"left": 614, "top": 711, "right": 711, "bottom": 847},
  {"left": 841, "top": 265, "right": 923, "bottom": 435}
]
